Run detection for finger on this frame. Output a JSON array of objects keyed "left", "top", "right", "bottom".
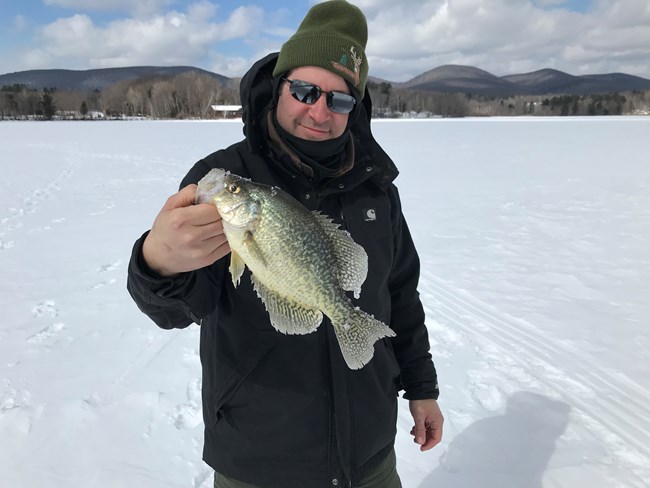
[
  {"left": 178, "top": 234, "right": 229, "bottom": 270},
  {"left": 412, "top": 425, "right": 427, "bottom": 446},
  {"left": 411, "top": 409, "right": 429, "bottom": 445},
  {"left": 163, "top": 184, "right": 198, "bottom": 211},
  {"left": 206, "top": 238, "right": 231, "bottom": 263},
  {"left": 193, "top": 203, "right": 223, "bottom": 226},
  {"left": 171, "top": 202, "right": 222, "bottom": 228},
  {"left": 411, "top": 418, "right": 442, "bottom": 449},
  {"left": 197, "top": 220, "right": 225, "bottom": 242},
  {"left": 201, "top": 232, "right": 229, "bottom": 251},
  {"left": 420, "top": 426, "right": 442, "bottom": 451},
  {"left": 195, "top": 201, "right": 221, "bottom": 216},
  {"left": 430, "top": 420, "right": 443, "bottom": 444},
  {"left": 186, "top": 236, "right": 230, "bottom": 269}
]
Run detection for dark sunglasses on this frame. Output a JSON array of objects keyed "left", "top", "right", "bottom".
[{"left": 281, "top": 78, "right": 356, "bottom": 114}]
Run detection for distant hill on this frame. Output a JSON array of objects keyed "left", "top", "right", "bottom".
[
  {"left": 500, "top": 68, "right": 578, "bottom": 93},
  {"left": 0, "top": 66, "right": 230, "bottom": 91},
  {"left": 2, "top": 64, "right": 650, "bottom": 97},
  {"left": 501, "top": 69, "right": 650, "bottom": 95},
  {"left": 398, "top": 65, "right": 650, "bottom": 96},
  {"left": 397, "top": 65, "right": 520, "bottom": 96}
]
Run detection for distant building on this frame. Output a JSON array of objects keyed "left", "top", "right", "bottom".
[
  {"left": 55, "top": 109, "right": 105, "bottom": 120},
  {"left": 211, "top": 105, "right": 243, "bottom": 118}
]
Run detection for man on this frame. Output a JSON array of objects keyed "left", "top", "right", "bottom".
[{"left": 127, "top": 1, "right": 443, "bottom": 487}]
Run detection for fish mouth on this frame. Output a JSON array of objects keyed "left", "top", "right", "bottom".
[
  {"left": 195, "top": 185, "right": 224, "bottom": 205},
  {"left": 195, "top": 168, "right": 228, "bottom": 204}
]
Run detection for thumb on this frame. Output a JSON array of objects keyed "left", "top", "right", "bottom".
[
  {"left": 412, "top": 413, "right": 427, "bottom": 445},
  {"left": 163, "top": 184, "right": 198, "bottom": 211}
]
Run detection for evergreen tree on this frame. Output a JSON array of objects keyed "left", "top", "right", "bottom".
[{"left": 40, "top": 89, "right": 56, "bottom": 120}]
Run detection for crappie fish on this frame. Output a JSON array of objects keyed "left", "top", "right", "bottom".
[{"left": 195, "top": 168, "right": 396, "bottom": 370}]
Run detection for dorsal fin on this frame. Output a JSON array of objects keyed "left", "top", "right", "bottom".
[{"left": 311, "top": 211, "right": 368, "bottom": 299}]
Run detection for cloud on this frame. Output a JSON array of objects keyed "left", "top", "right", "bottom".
[
  {"left": 12, "top": 14, "right": 28, "bottom": 31},
  {"left": 43, "top": 0, "right": 175, "bottom": 17},
  {"left": 20, "top": 4, "right": 269, "bottom": 74},
  {"left": 359, "top": 0, "right": 650, "bottom": 81},
  {"left": 534, "top": 0, "right": 568, "bottom": 6},
  {"left": 207, "top": 53, "right": 251, "bottom": 80},
  {"left": 3, "top": 0, "right": 650, "bottom": 81}
]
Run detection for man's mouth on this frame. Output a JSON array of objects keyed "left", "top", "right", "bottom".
[{"left": 300, "top": 124, "right": 329, "bottom": 135}]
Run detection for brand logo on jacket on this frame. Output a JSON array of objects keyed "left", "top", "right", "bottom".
[{"left": 363, "top": 208, "right": 376, "bottom": 222}]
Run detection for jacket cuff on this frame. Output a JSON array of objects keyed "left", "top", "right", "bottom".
[
  {"left": 402, "top": 382, "right": 440, "bottom": 400},
  {"left": 128, "top": 232, "right": 202, "bottom": 326}
]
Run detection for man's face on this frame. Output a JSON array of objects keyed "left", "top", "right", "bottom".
[{"left": 275, "top": 66, "right": 351, "bottom": 141}]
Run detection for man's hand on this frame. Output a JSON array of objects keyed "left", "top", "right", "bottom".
[
  {"left": 142, "top": 184, "right": 230, "bottom": 277},
  {"left": 409, "top": 399, "right": 444, "bottom": 451}
]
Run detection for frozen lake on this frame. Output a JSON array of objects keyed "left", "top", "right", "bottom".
[{"left": 1, "top": 117, "right": 649, "bottom": 487}]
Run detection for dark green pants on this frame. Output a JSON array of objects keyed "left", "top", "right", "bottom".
[{"left": 214, "top": 449, "right": 402, "bottom": 488}]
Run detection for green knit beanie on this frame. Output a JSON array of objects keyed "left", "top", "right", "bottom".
[{"left": 273, "top": 0, "right": 369, "bottom": 96}]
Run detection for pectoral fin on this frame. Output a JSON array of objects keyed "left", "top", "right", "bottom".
[
  {"left": 229, "top": 250, "right": 246, "bottom": 287},
  {"left": 243, "top": 230, "right": 268, "bottom": 267},
  {"left": 229, "top": 230, "right": 266, "bottom": 288}
]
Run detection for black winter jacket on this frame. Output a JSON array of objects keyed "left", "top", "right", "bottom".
[{"left": 127, "top": 53, "right": 438, "bottom": 488}]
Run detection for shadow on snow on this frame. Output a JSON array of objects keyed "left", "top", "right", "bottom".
[{"left": 419, "top": 391, "right": 571, "bottom": 488}]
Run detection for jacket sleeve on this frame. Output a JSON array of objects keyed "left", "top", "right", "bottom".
[
  {"left": 126, "top": 231, "right": 226, "bottom": 329},
  {"left": 387, "top": 185, "right": 439, "bottom": 400},
  {"left": 126, "top": 157, "right": 227, "bottom": 330}
]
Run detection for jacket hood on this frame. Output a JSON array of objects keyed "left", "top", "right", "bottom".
[
  {"left": 239, "top": 52, "right": 398, "bottom": 187},
  {"left": 240, "top": 52, "right": 278, "bottom": 153}
]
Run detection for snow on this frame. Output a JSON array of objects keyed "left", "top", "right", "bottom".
[{"left": 1, "top": 117, "right": 649, "bottom": 488}]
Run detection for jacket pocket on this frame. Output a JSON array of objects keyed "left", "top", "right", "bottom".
[
  {"left": 210, "top": 331, "right": 279, "bottom": 428},
  {"left": 382, "top": 338, "right": 402, "bottom": 394}
]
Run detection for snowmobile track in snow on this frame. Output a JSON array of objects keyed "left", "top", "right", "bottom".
[{"left": 421, "top": 271, "right": 650, "bottom": 465}]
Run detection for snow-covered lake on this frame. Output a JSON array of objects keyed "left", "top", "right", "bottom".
[{"left": 1, "top": 117, "right": 649, "bottom": 488}]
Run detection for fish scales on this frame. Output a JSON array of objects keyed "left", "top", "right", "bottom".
[
  {"left": 246, "top": 191, "right": 340, "bottom": 308},
  {"left": 195, "top": 168, "right": 396, "bottom": 369}
]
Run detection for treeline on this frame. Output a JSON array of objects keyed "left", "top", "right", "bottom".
[
  {"left": 2, "top": 73, "right": 649, "bottom": 119},
  {"left": 1, "top": 85, "right": 58, "bottom": 119},
  {"left": 367, "top": 81, "right": 650, "bottom": 117},
  {"left": 368, "top": 81, "right": 470, "bottom": 117},
  {"left": 0, "top": 71, "right": 239, "bottom": 119},
  {"left": 467, "top": 92, "right": 648, "bottom": 117}
]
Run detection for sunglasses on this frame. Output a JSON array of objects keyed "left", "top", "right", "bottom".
[{"left": 281, "top": 78, "right": 357, "bottom": 114}]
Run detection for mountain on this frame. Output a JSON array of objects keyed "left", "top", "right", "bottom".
[
  {"left": 0, "top": 66, "right": 230, "bottom": 91},
  {"left": 2, "top": 64, "right": 650, "bottom": 97},
  {"left": 400, "top": 65, "right": 650, "bottom": 96},
  {"left": 500, "top": 68, "right": 579, "bottom": 93},
  {"left": 397, "top": 65, "right": 522, "bottom": 96},
  {"left": 501, "top": 69, "right": 650, "bottom": 95}
]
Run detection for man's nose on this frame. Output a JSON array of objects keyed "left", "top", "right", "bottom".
[{"left": 309, "top": 95, "right": 330, "bottom": 123}]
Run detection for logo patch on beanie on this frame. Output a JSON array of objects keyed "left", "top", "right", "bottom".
[{"left": 331, "top": 46, "right": 363, "bottom": 87}]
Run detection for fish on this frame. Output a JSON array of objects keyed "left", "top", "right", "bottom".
[{"left": 195, "top": 168, "right": 396, "bottom": 370}]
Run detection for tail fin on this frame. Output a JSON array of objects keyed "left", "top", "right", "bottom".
[{"left": 331, "top": 308, "right": 396, "bottom": 370}]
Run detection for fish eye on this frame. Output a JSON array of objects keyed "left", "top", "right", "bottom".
[{"left": 227, "top": 184, "right": 240, "bottom": 194}]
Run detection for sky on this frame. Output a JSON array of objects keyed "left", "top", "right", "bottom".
[
  {"left": 1, "top": 0, "right": 650, "bottom": 82},
  {"left": 1, "top": 117, "right": 650, "bottom": 487}
]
